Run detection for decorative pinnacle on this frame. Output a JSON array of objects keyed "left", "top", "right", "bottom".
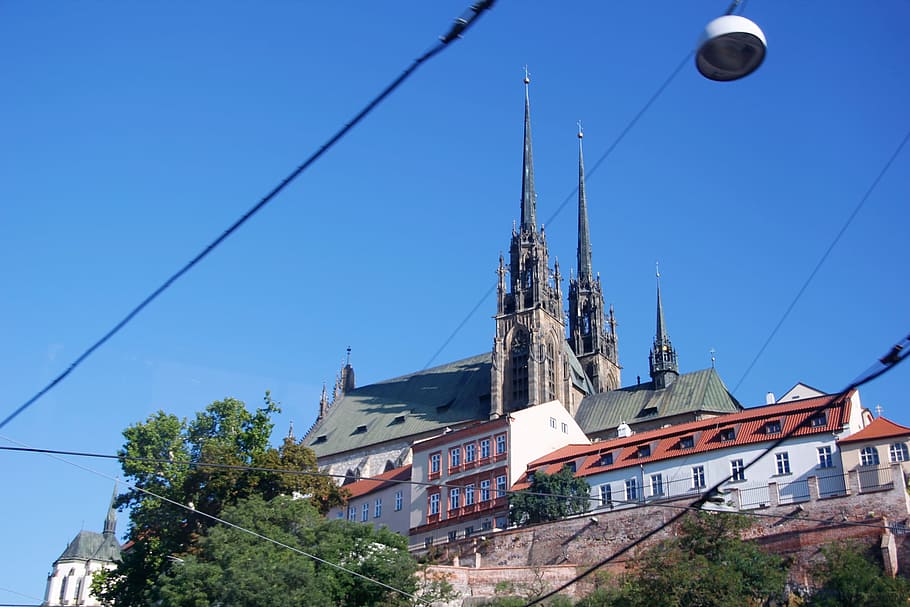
[
  {"left": 523, "top": 65, "right": 530, "bottom": 84},
  {"left": 656, "top": 261, "right": 660, "bottom": 279},
  {"left": 577, "top": 120, "right": 583, "bottom": 139}
]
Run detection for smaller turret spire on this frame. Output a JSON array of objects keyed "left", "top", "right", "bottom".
[
  {"left": 103, "top": 485, "right": 118, "bottom": 537},
  {"left": 520, "top": 67, "right": 537, "bottom": 232},
  {"left": 649, "top": 263, "right": 679, "bottom": 388}
]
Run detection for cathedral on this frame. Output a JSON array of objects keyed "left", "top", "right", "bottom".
[{"left": 304, "top": 78, "right": 741, "bottom": 482}]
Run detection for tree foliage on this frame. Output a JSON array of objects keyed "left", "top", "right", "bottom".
[
  {"left": 154, "top": 494, "right": 418, "bottom": 607},
  {"left": 93, "top": 394, "right": 345, "bottom": 606},
  {"left": 807, "top": 541, "right": 910, "bottom": 607},
  {"left": 577, "top": 512, "right": 787, "bottom": 607},
  {"left": 509, "top": 467, "right": 591, "bottom": 526}
]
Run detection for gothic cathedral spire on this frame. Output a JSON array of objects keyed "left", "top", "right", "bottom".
[
  {"left": 491, "top": 73, "right": 567, "bottom": 418},
  {"left": 568, "top": 126, "right": 620, "bottom": 392},
  {"left": 649, "top": 266, "right": 679, "bottom": 389}
]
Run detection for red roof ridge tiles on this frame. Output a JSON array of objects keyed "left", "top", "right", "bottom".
[
  {"left": 340, "top": 464, "right": 411, "bottom": 500},
  {"left": 838, "top": 416, "right": 910, "bottom": 444}
]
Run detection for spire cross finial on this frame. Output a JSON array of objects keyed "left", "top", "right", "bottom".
[
  {"left": 710, "top": 348, "right": 716, "bottom": 368},
  {"left": 523, "top": 65, "right": 530, "bottom": 84},
  {"left": 655, "top": 261, "right": 660, "bottom": 279},
  {"left": 577, "top": 120, "right": 583, "bottom": 138},
  {"left": 875, "top": 404, "right": 884, "bottom": 417}
]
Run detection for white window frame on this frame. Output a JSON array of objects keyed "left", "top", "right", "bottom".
[
  {"left": 692, "top": 465, "right": 706, "bottom": 489},
  {"left": 776, "top": 452, "right": 791, "bottom": 475},
  {"left": 817, "top": 446, "right": 834, "bottom": 468}
]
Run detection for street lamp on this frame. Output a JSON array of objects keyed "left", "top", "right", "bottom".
[{"left": 696, "top": 14, "right": 767, "bottom": 81}]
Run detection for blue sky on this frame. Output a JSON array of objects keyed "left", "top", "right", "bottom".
[{"left": 1, "top": 1, "right": 908, "bottom": 602}]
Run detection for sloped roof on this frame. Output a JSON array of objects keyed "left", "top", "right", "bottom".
[
  {"left": 342, "top": 465, "right": 411, "bottom": 500},
  {"left": 516, "top": 391, "right": 851, "bottom": 487},
  {"left": 574, "top": 367, "right": 742, "bottom": 435},
  {"left": 839, "top": 416, "right": 910, "bottom": 444},
  {"left": 57, "top": 530, "right": 121, "bottom": 564},
  {"left": 306, "top": 353, "right": 493, "bottom": 458}
]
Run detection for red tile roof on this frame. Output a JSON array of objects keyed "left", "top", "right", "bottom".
[
  {"left": 514, "top": 391, "right": 853, "bottom": 487},
  {"left": 838, "top": 416, "right": 910, "bottom": 444},
  {"left": 341, "top": 464, "right": 411, "bottom": 500}
]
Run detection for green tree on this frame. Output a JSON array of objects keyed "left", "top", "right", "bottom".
[
  {"left": 577, "top": 512, "right": 787, "bottom": 607},
  {"left": 807, "top": 541, "right": 910, "bottom": 607},
  {"left": 155, "top": 494, "right": 418, "bottom": 607},
  {"left": 93, "top": 394, "right": 344, "bottom": 606},
  {"left": 509, "top": 467, "right": 591, "bottom": 526}
]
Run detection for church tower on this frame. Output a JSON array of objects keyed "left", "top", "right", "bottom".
[
  {"left": 491, "top": 74, "right": 567, "bottom": 418},
  {"left": 568, "top": 127, "right": 621, "bottom": 392},
  {"left": 649, "top": 267, "right": 679, "bottom": 389}
]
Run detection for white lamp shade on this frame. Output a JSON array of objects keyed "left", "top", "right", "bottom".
[{"left": 696, "top": 15, "right": 767, "bottom": 81}]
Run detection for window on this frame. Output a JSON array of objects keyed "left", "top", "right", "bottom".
[
  {"left": 496, "top": 475, "right": 507, "bottom": 497},
  {"left": 890, "top": 443, "right": 909, "bottom": 463},
  {"left": 429, "top": 493, "right": 440, "bottom": 515},
  {"left": 481, "top": 519, "right": 493, "bottom": 531},
  {"left": 480, "top": 479, "right": 491, "bottom": 502},
  {"left": 561, "top": 422, "right": 568, "bottom": 434},
  {"left": 679, "top": 436, "right": 694, "bottom": 449},
  {"left": 599, "top": 484, "right": 612, "bottom": 506},
  {"left": 465, "top": 483, "right": 475, "bottom": 506},
  {"left": 545, "top": 342, "right": 556, "bottom": 401},
  {"left": 637, "top": 444, "right": 651, "bottom": 458},
  {"left": 390, "top": 415, "right": 405, "bottom": 425},
  {"left": 395, "top": 491, "right": 403, "bottom": 511},
  {"left": 550, "top": 416, "right": 557, "bottom": 429},
  {"left": 765, "top": 420, "right": 782, "bottom": 434},
  {"left": 449, "top": 488, "right": 460, "bottom": 510},
  {"left": 564, "top": 461, "right": 577, "bottom": 473},
  {"left": 817, "top": 446, "right": 834, "bottom": 468},
  {"left": 861, "top": 446, "right": 880, "bottom": 467},
  {"left": 354, "top": 424, "right": 368, "bottom": 434},
  {"left": 731, "top": 459, "right": 745, "bottom": 481},
  {"left": 361, "top": 503, "right": 369, "bottom": 522},
  {"left": 496, "top": 434, "right": 507, "bottom": 455},
  {"left": 448, "top": 530, "right": 458, "bottom": 542},
  {"left": 430, "top": 452, "right": 441, "bottom": 474},
  {"left": 776, "top": 452, "right": 791, "bottom": 475},
  {"left": 425, "top": 537, "right": 434, "bottom": 548},
  {"left": 374, "top": 498, "right": 382, "bottom": 518},
  {"left": 650, "top": 473, "right": 664, "bottom": 497},
  {"left": 465, "top": 443, "right": 476, "bottom": 463},
  {"left": 692, "top": 465, "right": 706, "bottom": 490},
  {"left": 450, "top": 447, "right": 461, "bottom": 468},
  {"left": 719, "top": 428, "right": 735, "bottom": 442},
  {"left": 465, "top": 526, "right": 474, "bottom": 537},
  {"left": 480, "top": 438, "right": 491, "bottom": 459},
  {"left": 511, "top": 331, "right": 530, "bottom": 405},
  {"left": 597, "top": 452, "right": 613, "bottom": 467},
  {"left": 809, "top": 412, "right": 827, "bottom": 427},
  {"left": 348, "top": 506, "right": 356, "bottom": 521},
  {"left": 625, "top": 477, "right": 639, "bottom": 501}
]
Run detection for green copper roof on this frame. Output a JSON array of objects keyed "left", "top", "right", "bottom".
[
  {"left": 306, "top": 353, "right": 493, "bottom": 458},
  {"left": 57, "top": 530, "right": 121, "bottom": 564},
  {"left": 575, "top": 367, "right": 741, "bottom": 435}
]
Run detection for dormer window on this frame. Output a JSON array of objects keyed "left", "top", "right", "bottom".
[
  {"left": 765, "top": 420, "right": 782, "bottom": 434},
  {"left": 809, "top": 412, "right": 827, "bottom": 427},
  {"left": 353, "top": 425, "right": 368, "bottom": 434},
  {"left": 637, "top": 445, "right": 651, "bottom": 458},
  {"left": 718, "top": 428, "right": 735, "bottom": 442},
  {"left": 597, "top": 452, "right": 613, "bottom": 467},
  {"left": 313, "top": 435, "right": 327, "bottom": 444},
  {"left": 390, "top": 415, "right": 405, "bottom": 425},
  {"left": 563, "top": 461, "right": 577, "bottom": 473},
  {"left": 679, "top": 436, "right": 694, "bottom": 449}
]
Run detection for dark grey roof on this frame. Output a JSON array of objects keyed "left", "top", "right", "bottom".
[
  {"left": 306, "top": 353, "right": 492, "bottom": 458},
  {"left": 57, "top": 530, "right": 121, "bottom": 564},
  {"left": 575, "top": 367, "right": 741, "bottom": 435}
]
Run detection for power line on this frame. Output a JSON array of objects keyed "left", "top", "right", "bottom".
[
  {"left": 522, "top": 331, "right": 910, "bottom": 606},
  {"left": 732, "top": 126, "right": 910, "bottom": 395},
  {"left": 0, "top": 0, "right": 496, "bottom": 433},
  {"left": 0, "top": 433, "right": 432, "bottom": 606}
]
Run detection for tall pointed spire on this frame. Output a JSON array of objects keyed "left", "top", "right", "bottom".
[
  {"left": 520, "top": 68, "right": 537, "bottom": 232},
  {"left": 576, "top": 123, "right": 593, "bottom": 283},
  {"left": 649, "top": 263, "right": 679, "bottom": 388},
  {"left": 103, "top": 485, "right": 117, "bottom": 537}
]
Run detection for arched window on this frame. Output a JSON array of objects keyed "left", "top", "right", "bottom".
[
  {"left": 890, "top": 442, "right": 909, "bottom": 463},
  {"left": 860, "top": 447, "right": 880, "bottom": 467},
  {"left": 343, "top": 469, "right": 356, "bottom": 485},
  {"left": 384, "top": 460, "right": 395, "bottom": 472},
  {"left": 510, "top": 330, "right": 529, "bottom": 407},
  {"left": 545, "top": 341, "right": 556, "bottom": 401}
]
